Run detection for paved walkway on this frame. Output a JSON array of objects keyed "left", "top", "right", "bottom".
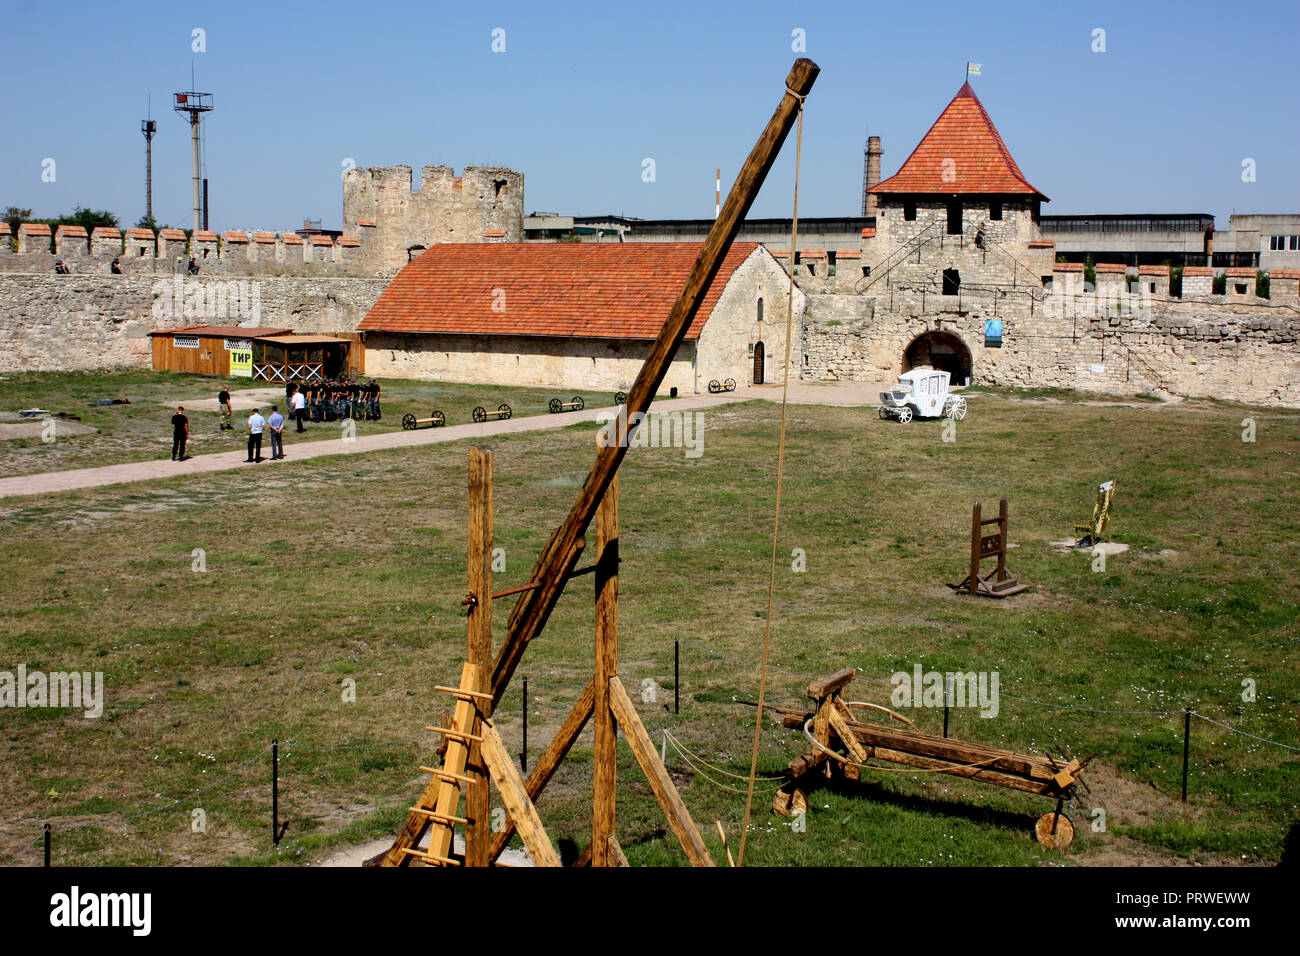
[{"left": 0, "top": 382, "right": 892, "bottom": 501}]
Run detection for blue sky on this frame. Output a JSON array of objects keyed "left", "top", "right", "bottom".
[{"left": 2, "top": 0, "right": 1295, "bottom": 232}]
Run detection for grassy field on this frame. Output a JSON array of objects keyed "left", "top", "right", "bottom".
[
  {"left": 0, "top": 380, "right": 1297, "bottom": 867},
  {"left": 0, "top": 369, "right": 623, "bottom": 476}
]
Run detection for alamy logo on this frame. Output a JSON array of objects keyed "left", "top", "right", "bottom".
[
  {"left": 0, "top": 665, "right": 103, "bottom": 718},
  {"left": 49, "top": 886, "right": 151, "bottom": 936},
  {"left": 889, "top": 665, "right": 999, "bottom": 718},
  {"left": 595, "top": 407, "right": 704, "bottom": 459},
  {"left": 152, "top": 277, "right": 261, "bottom": 323}
]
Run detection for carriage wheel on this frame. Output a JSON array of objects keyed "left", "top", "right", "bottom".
[
  {"left": 614, "top": 391, "right": 627, "bottom": 406},
  {"left": 897, "top": 406, "right": 913, "bottom": 424},
  {"left": 574, "top": 396, "right": 584, "bottom": 411},
  {"left": 472, "top": 406, "right": 487, "bottom": 423},
  {"left": 724, "top": 377, "right": 736, "bottom": 391},
  {"left": 549, "top": 398, "right": 562, "bottom": 414},
  {"left": 401, "top": 413, "right": 417, "bottom": 431},
  {"left": 431, "top": 410, "right": 445, "bottom": 428},
  {"left": 948, "top": 396, "right": 967, "bottom": 421},
  {"left": 1035, "top": 811, "right": 1075, "bottom": 850},
  {"left": 708, "top": 379, "right": 720, "bottom": 393},
  {"left": 878, "top": 406, "right": 889, "bottom": 420},
  {"left": 498, "top": 403, "right": 512, "bottom": 420}
]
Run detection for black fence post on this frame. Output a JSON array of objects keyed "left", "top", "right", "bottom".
[
  {"left": 520, "top": 677, "right": 528, "bottom": 773},
  {"left": 272, "top": 739, "right": 288, "bottom": 845},
  {"left": 1181, "top": 709, "right": 1192, "bottom": 803},
  {"left": 43, "top": 824, "right": 50, "bottom": 867},
  {"left": 943, "top": 676, "right": 951, "bottom": 739},
  {"left": 674, "top": 639, "right": 680, "bottom": 715}
]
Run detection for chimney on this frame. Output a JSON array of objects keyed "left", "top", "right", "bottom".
[{"left": 863, "top": 136, "right": 883, "bottom": 217}]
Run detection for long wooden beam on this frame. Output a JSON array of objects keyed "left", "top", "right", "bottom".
[
  {"left": 489, "top": 58, "right": 820, "bottom": 711},
  {"left": 480, "top": 720, "right": 561, "bottom": 867},
  {"left": 609, "top": 676, "right": 715, "bottom": 867}
]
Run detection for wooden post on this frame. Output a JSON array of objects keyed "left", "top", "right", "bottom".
[
  {"left": 466, "top": 446, "right": 493, "bottom": 868},
  {"left": 996, "top": 497, "right": 1009, "bottom": 582},
  {"left": 593, "top": 472, "right": 619, "bottom": 867},
  {"left": 489, "top": 59, "right": 820, "bottom": 712},
  {"left": 968, "top": 500, "right": 982, "bottom": 596}
]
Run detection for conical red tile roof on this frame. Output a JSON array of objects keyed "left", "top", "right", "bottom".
[{"left": 869, "top": 82, "right": 1047, "bottom": 199}]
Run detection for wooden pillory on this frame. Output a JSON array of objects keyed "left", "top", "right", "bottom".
[
  {"left": 771, "top": 668, "right": 1088, "bottom": 848},
  {"left": 371, "top": 57, "right": 821, "bottom": 868},
  {"left": 950, "top": 497, "right": 1027, "bottom": 598}
]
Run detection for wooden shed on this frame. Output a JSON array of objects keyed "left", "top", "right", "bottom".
[
  {"left": 251, "top": 334, "right": 359, "bottom": 383},
  {"left": 150, "top": 325, "right": 293, "bottom": 377}
]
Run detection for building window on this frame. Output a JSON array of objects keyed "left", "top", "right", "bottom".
[
  {"left": 1292, "top": 235, "right": 1300, "bottom": 250},
  {"left": 946, "top": 201, "right": 962, "bottom": 235},
  {"left": 903, "top": 201, "right": 916, "bottom": 222},
  {"left": 1270, "top": 235, "right": 1284, "bottom": 250},
  {"left": 862, "top": 265, "right": 871, "bottom": 278},
  {"left": 1235, "top": 283, "right": 1248, "bottom": 294},
  {"left": 224, "top": 338, "right": 251, "bottom": 351},
  {"left": 174, "top": 335, "right": 199, "bottom": 349},
  {"left": 1042, "top": 275, "right": 1053, "bottom": 290},
  {"left": 989, "top": 201, "right": 1002, "bottom": 221},
  {"left": 757, "top": 297, "right": 763, "bottom": 326},
  {"left": 942, "top": 268, "right": 960, "bottom": 295}
]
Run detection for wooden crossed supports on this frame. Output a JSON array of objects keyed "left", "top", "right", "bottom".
[
  {"left": 375, "top": 452, "right": 714, "bottom": 867},
  {"left": 372, "top": 57, "right": 820, "bottom": 869}
]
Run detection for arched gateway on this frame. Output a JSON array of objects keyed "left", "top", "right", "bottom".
[{"left": 902, "top": 330, "right": 972, "bottom": 384}]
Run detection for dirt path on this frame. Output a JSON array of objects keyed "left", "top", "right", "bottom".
[{"left": 0, "top": 388, "right": 787, "bottom": 500}]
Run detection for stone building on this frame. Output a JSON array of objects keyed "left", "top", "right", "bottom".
[
  {"left": 342, "top": 164, "right": 524, "bottom": 276},
  {"left": 357, "top": 242, "right": 801, "bottom": 394}
]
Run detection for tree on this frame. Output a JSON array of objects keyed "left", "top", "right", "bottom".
[
  {"left": 3, "top": 207, "right": 33, "bottom": 236},
  {"left": 135, "top": 214, "right": 159, "bottom": 233},
  {"left": 57, "top": 205, "right": 118, "bottom": 231}
]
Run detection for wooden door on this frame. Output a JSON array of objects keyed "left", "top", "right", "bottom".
[{"left": 753, "top": 341, "right": 765, "bottom": 385}]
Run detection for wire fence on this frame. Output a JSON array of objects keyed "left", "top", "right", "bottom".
[{"left": 5, "top": 635, "right": 1295, "bottom": 866}]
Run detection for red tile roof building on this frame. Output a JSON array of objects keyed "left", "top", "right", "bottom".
[{"left": 358, "top": 241, "right": 800, "bottom": 393}]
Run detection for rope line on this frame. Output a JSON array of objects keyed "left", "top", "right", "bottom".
[
  {"left": 663, "top": 731, "right": 783, "bottom": 783},
  {"left": 1190, "top": 712, "right": 1300, "bottom": 753},
  {"left": 738, "top": 93, "right": 804, "bottom": 867}
]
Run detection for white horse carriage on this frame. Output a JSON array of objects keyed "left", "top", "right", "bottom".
[{"left": 877, "top": 368, "right": 968, "bottom": 424}]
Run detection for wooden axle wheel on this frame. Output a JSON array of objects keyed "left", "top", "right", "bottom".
[
  {"left": 723, "top": 377, "right": 736, "bottom": 391},
  {"left": 498, "top": 403, "right": 512, "bottom": 419},
  {"left": 614, "top": 391, "right": 627, "bottom": 406},
  {"left": 572, "top": 396, "right": 584, "bottom": 411},
  {"left": 548, "top": 398, "right": 562, "bottom": 414},
  {"left": 1035, "top": 810, "right": 1074, "bottom": 850},
  {"left": 431, "top": 410, "right": 445, "bottom": 428},
  {"left": 472, "top": 406, "right": 487, "bottom": 423},
  {"left": 708, "top": 379, "right": 721, "bottom": 393},
  {"left": 401, "top": 413, "right": 417, "bottom": 431}
]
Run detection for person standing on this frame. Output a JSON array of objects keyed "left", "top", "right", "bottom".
[
  {"left": 246, "top": 408, "right": 266, "bottom": 463},
  {"left": 171, "top": 406, "right": 189, "bottom": 461},
  {"left": 268, "top": 405, "right": 285, "bottom": 460},
  {"left": 218, "top": 387, "right": 232, "bottom": 431},
  {"left": 291, "top": 383, "right": 307, "bottom": 432}
]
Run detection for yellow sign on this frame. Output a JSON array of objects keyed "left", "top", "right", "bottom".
[{"left": 229, "top": 349, "right": 252, "bottom": 378}]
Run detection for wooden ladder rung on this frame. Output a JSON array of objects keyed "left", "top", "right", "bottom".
[
  {"left": 419, "top": 765, "right": 475, "bottom": 785},
  {"left": 408, "top": 806, "right": 469, "bottom": 825},
  {"left": 426, "top": 725, "right": 484, "bottom": 743},
  {"left": 399, "top": 847, "right": 461, "bottom": 867},
  {"left": 434, "top": 685, "right": 493, "bottom": 701}
]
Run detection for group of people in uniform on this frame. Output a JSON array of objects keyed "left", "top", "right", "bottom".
[{"left": 299, "top": 378, "right": 382, "bottom": 423}]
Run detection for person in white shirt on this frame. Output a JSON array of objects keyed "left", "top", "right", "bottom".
[
  {"left": 246, "top": 408, "right": 266, "bottom": 463},
  {"left": 291, "top": 387, "right": 307, "bottom": 433}
]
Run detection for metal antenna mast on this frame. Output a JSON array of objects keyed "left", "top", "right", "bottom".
[{"left": 173, "top": 72, "right": 213, "bottom": 232}]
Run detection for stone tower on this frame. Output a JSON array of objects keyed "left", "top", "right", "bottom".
[{"left": 343, "top": 164, "right": 524, "bottom": 275}]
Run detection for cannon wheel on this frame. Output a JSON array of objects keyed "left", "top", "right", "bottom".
[
  {"left": 708, "top": 379, "right": 720, "bottom": 393},
  {"left": 946, "top": 395, "right": 968, "bottom": 421},
  {"left": 724, "top": 377, "right": 736, "bottom": 391},
  {"left": 431, "top": 410, "right": 445, "bottom": 428},
  {"left": 574, "top": 396, "right": 584, "bottom": 411},
  {"left": 1035, "top": 811, "right": 1074, "bottom": 850},
  {"left": 401, "top": 413, "right": 417, "bottom": 431},
  {"left": 897, "top": 405, "right": 913, "bottom": 424},
  {"left": 498, "top": 403, "right": 512, "bottom": 420},
  {"left": 614, "top": 391, "right": 627, "bottom": 406},
  {"left": 472, "top": 406, "right": 487, "bottom": 423},
  {"left": 549, "top": 398, "right": 562, "bottom": 414}
]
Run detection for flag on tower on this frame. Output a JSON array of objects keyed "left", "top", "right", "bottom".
[{"left": 966, "top": 62, "right": 981, "bottom": 77}]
